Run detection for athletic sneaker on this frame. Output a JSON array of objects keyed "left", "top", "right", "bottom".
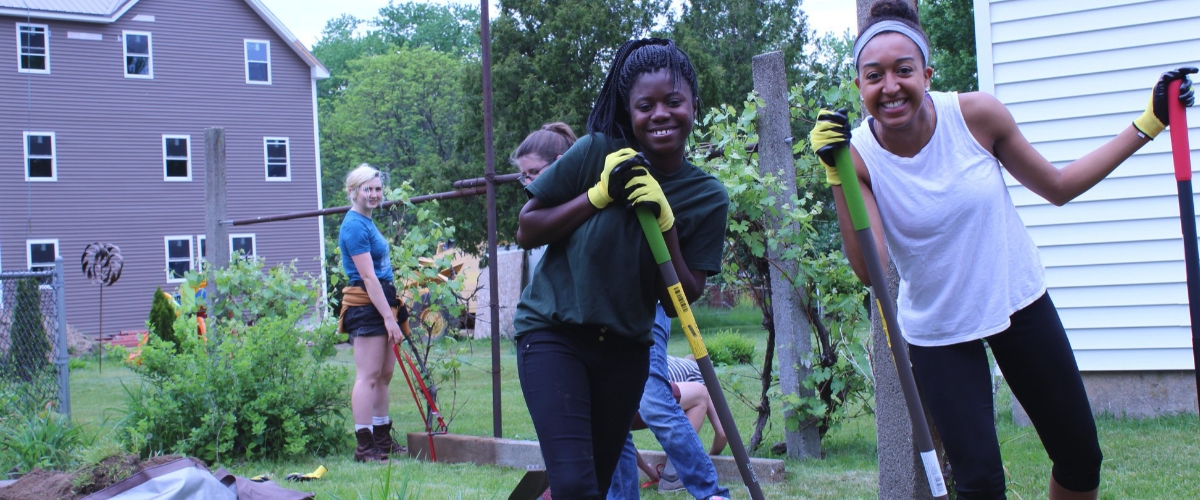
[
  {"left": 707, "top": 497, "right": 729, "bottom": 500},
  {"left": 657, "top": 474, "right": 685, "bottom": 493}
]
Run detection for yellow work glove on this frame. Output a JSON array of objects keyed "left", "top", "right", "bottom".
[
  {"left": 1133, "top": 66, "right": 1197, "bottom": 139},
  {"left": 809, "top": 108, "right": 852, "bottom": 186},
  {"left": 588, "top": 148, "right": 641, "bottom": 209},
  {"left": 625, "top": 167, "right": 674, "bottom": 232}
]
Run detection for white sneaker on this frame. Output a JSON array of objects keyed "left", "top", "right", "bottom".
[{"left": 657, "top": 474, "right": 685, "bottom": 493}]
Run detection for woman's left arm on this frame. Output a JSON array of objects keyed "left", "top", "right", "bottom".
[{"left": 971, "top": 68, "right": 1195, "bottom": 206}]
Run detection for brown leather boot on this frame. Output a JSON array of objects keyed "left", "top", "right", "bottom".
[
  {"left": 373, "top": 422, "right": 407, "bottom": 455},
  {"left": 354, "top": 428, "right": 385, "bottom": 462}
]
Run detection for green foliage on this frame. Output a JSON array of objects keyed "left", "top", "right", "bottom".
[
  {"left": 375, "top": 1, "right": 480, "bottom": 58},
  {"left": 691, "top": 32, "right": 872, "bottom": 444},
  {"left": 3, "top": 278, "right": 52, "bottom": 384},
  {"left": 0, "top": 406, "right": 91, "bottom": 473},
  {"left": 920, "top": 0, "right": 978, "bottom": 92},
  {"left": 671, "top": 0, "right": 810, "bottom": 114},
  {"left": 312, "top": 15, "right": 389, "bottom": 101},
  {"left": 119, "top": 263, "right": 348, "bottom": 463},
  {"left": 706, "top": 330, "right": 756, "bottom": 366},
  {"left": 147, "top": 287, "right": 178, "bottom": 351}
]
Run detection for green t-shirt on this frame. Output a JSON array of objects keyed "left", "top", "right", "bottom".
[{"left": 513, "top": 133, "right": 729, "bottom": 344}]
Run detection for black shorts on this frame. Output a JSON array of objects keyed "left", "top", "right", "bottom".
[{"left": 343, "top": 279, "right": 407, "bottom": 340}]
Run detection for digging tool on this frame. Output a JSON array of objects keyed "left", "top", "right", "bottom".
[
  {"left": 393, "top": 319, "right": 448, "bottom": 461},
  {"left": 633, "top": 206, "right": 765, "bottom": 500},
  {"left": 831, "top": 145, "right": 949, "bottom": 499},
  {"left": 1167, "top": 80, "right": 1200, "bottom": 411}
]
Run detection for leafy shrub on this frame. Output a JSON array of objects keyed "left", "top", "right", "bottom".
[
  {"left": 147, "top": 287, "right": 179, "bottom": 351},
  {"left": 0, "top": 406, "right": 91, "bottom": 473},
  {"left": 68, "top": 358, "right": 87, "bottom": 370},
  {"left": 706, "top": 330, "right": 756, "bottom": 366},
  {"left": 119, "top": 260, "right": 348, "bottom": 462}
]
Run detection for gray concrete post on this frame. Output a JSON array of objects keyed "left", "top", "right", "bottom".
[
  {"left": 752, "top": 51, "right": 820, "bottom": 459},
  {"left": 871, "top": 263, "right": 935, "bottom": 499},
  {"left": 204, "top": 128, "right": 229, "bottom": 306}
]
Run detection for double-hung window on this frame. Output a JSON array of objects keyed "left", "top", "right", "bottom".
[
  {"left": 264, "top": 137, "right": 289, "bottom": 180},
  {"left": 196, "top": 235, "right": 207, "bottom": 267},
  {"left": 24, "top": 132, "right": 56, "bottom": 181},
  {"left": 27, "top": 239, "right": 58, "bottom": 273},
  {"left": 230, "top": 234, "right": 256, "bottom": 260},
  {"left": 163, "top": 135, "right": 190, "bottom": 181},
  {"left": 123, "top": 31, "right": 152, "bottom": 78},
  {"left": 244, "top": 40, "right": 270, "bottom": 84},
  {"left": 17, "top": 23, "right": 49, "bottom": 73},
  {"left": 164, "top": 236, "right": 192, "bottom": 282}
]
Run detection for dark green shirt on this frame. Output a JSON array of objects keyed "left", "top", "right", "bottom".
[{"left": 513, "top": 133, "right": 729, "bottom": 344}]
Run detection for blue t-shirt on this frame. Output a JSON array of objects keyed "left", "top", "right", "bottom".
[{"left": 339, "top": 210, "right": 393, "bottom": 282}]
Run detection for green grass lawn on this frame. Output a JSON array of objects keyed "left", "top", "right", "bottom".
[{"left": 65, "top": 305, "right": 1200, "bottom": 499}]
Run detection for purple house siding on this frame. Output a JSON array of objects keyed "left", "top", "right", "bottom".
[{"left": 0, "top": 0, "right": 326, "bottom": 336}]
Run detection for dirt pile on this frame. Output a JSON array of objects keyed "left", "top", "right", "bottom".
[{"left": 0, "top": 454, "right": 185, "bottom": 500}]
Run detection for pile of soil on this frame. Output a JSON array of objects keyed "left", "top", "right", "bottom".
[
  {"left": 0, "top": 454, "right": 187, "bottom": 500},
  {"left": 66, "top": 323, "right": 97, "bottom": 357}
]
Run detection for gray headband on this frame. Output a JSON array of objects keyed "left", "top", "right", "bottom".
[{"left": 853, "top": 20, "right": 930, "bottom": 71}]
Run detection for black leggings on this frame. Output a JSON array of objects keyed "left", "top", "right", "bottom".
[
  {"left": 910, "top": 293, "right": 1102, "bottom": 499},
  {"left": 516, "top": 328, "right": 650, "bottom": 500}
]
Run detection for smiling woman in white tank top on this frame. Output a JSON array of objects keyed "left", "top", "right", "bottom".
[{"left": 808, "top": 1, "right": 1195, "bottom": 499}]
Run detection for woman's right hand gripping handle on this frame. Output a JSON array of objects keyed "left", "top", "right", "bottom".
[{"left": 809, "top": 108, "right": 887, "bottom": 286}]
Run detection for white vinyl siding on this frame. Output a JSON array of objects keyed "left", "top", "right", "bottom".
[
  {"left": 230, "top": 234, "right": 256, "bottom": 260},
  {"left": 17, "top": 23, "right": 49, "bottom": 73},
  {"left": 163, "top": 135, "right": 191, "bottom": 181},
  {"left": 164, "top": 236, "right": 192, "bottom": 283},
  {"left": 23, "top": 131, "right": 56, "bottom": 181},
  {"left": 264, "top": 137, "right": 289, "bottom": 180},
  {"left": 974, "top": 0, "right": 1200, "bottom": 371},
  {"left": 122, "top": 30, "right": 152, "bottom": 78},
  {"left": 244, "top": 39, "right": 270, "bottom": 84},
  {"left": 26, "top": 239, "right": 58, "bottom": 273}
]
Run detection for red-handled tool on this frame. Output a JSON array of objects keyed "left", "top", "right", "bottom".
[{"left": 1167, "top": 80, "right": 1200, "bottom": 413}]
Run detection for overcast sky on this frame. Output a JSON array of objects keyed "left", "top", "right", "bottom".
[{"left": 257, "top": 0, "right": 858, "bottom": 49}]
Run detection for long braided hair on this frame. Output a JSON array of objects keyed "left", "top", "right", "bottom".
[{"left": 586, "top": 38, "right": 699, "bottom": 149}]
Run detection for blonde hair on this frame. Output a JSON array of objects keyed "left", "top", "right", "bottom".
[{"left": 345, "top": 163, "right": 381, "bottom": 203}]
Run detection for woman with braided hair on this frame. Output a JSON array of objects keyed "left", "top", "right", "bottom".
[
  {"left": 809, "top": 1, "right": 1195, "bottom": 498},
  {"left": 513, "top": 38, "right": 729, "bottom": 499}
]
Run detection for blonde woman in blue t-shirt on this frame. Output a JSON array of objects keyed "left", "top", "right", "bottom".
[
  {"left": 809, "top": 1, "right": 1195, "bottom": 499},
  {"left": 337, "top": 164, "right": 408, "bottom": 463}
]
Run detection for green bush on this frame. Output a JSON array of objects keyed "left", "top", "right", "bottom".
[
  {"left": 0, "top": 406, "right": 91, "bottom": 473},
  {"left": 119, "top": 260, "right": 348, "bottom": 462},
  {"left": 3, "top": 278, "right": 52, "bottom": 383},
  {"left": 706, "top": 329, "right": 756, "bottom": 366},
  {"left": 147, "top": 287, "right": 179, "bottom": 351}
]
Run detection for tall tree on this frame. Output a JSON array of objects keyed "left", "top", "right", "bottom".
[
  {"left": 320, "top": 48, "right": 467, "bottom": 207},
  {"left": 375, "top": 1, "right": 481, "bottom": 58},
  {"left": 671, "top": 0, "right": 810, "bottom": 111},
  {"left": 311, "top": 15, "right": 389, "bottom": 100},
  {"left": 447, "top": 0, "right": 670, "bottom": 252},
  {"left": 920, "top": 0, "right": 977, "bottom": 92}
]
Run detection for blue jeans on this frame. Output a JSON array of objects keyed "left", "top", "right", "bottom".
[{"left": 608, "top": 305, "right": 729, "bottom": 500}]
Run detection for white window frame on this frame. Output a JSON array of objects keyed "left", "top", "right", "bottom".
[
  {"left": 122, "top": 30, "right": 153, "bottom": 79},
  {"left": 16, "top": 23, "right": 50, "bottom": 74},
  {"left": 26, "top": 238, "right": 59, "bottom": 273},
  {"left": 229, "top": 234, "right": 256, "bottom": 260},
  {"left": 264, "top": 137, "right": 290, "bottom": 181},
  {"left": 162, "top": 134, "right": 191, "bottom": 181},
  {"left": 244, "top": 39, "right": 271, "bottom": 84},
  {"left": 196, "top": 234, "right": 206, "bottom": 267},
  {"left": 164, "top": 235, "right": 192, "bottom": 283},
  {"left": 23, "top": 131, "right": 56, "bottom": 182}
]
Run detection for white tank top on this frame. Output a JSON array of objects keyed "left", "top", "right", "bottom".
[{"left": 850, "top": 91, "right": 1045, "bottom": 346}]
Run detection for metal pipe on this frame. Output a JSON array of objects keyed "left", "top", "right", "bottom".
[
  {"left": 220, "top": 186, "right": 490, "bottom": 226},
  {"left": 454, "top": 172, "right": 521, "bottom": 190},
  {"left": 481, "top": 0, "right": 503, "bottom": 439}
]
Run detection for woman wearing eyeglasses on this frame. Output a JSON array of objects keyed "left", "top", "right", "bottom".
[
  {"left": 338, "top": 163, "right": 408, "bottom": 463},
  {"left": 510, "top": 123, "right": 578, "bottom": 287}
]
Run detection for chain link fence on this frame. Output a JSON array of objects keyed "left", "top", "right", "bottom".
[{"left": 0, "top": 258, "right": 69, "bottom": 417}]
